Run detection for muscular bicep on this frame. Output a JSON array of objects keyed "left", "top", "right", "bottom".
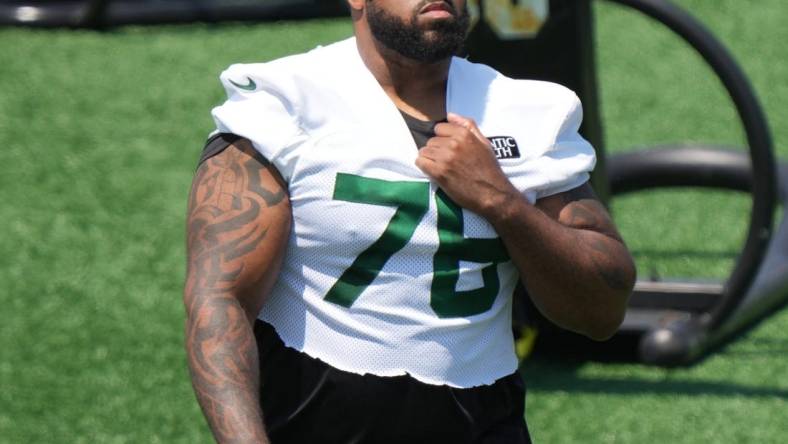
[
  {"left": 185, "top": 138, "right": 291, "bottom": 322},
  {"left": 536, "top": 183, "right": 622, "bottom": 241}
]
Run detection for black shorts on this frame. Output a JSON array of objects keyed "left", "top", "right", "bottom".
[{"left": 255, "top": 320, "right": 532, "bottom": 444}]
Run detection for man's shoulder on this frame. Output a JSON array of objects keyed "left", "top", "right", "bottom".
[
  {"left": 449, "top": 57, "right": 580, "bottom": 114},
  {"left": 217, "top": 37, "right": 357, "bottom": 106}
]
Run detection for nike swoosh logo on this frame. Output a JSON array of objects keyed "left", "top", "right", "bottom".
[{"left": 229, "top": 77, "right": 256, "bottom": 91}]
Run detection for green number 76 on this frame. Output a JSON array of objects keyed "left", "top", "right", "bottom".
[{"left": 324, "top": 173, "right": 510, "bottom": 318}]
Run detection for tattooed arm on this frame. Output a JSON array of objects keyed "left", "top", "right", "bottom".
[
  {"left": 416, "top": 114, "right": 635, "bottom": 340},
  {"left": 441, "top": 180, "right": 636, "bottom": 341},
  {"left": 496, "top": 183, "right": 636, "bottom": 340},
  {"left": 184, "top": 138, "right": 290, "bottom": 443},
  {"left": 432, "top": 180, "right": 636, "bottom": 341}
]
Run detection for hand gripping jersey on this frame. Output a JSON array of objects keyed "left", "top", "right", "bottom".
[{"left": 211, "top": 37, "right": 595, "bottom": 388}]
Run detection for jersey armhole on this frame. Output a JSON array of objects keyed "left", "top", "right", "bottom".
[
  {"left": 198, "top": 132, "right": 273, "bottom": 168},
  {"left": 198, "top": 133, "right": 242, "bottom": 166}
]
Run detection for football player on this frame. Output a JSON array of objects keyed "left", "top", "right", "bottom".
[{"left": 184, "top": 1, "right": 636, "bottom": 442}]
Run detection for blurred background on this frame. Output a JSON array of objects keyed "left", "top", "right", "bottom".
[{"left": 0, "top": 0, "right": 786, "bottom": 442}]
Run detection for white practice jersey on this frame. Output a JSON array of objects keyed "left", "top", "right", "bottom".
[{"left": 211, "top": 37, "right": 595, "bottom": 388}]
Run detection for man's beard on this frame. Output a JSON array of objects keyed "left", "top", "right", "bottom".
[{"left": 366, "top": 0, "right": 470, "bottom": 63}]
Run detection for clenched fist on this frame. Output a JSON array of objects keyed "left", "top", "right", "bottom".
[{"left": 415, "top": 113, "right": 521, "bottom": 218}]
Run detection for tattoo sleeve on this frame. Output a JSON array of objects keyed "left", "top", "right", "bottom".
[
  {"left": 184, "top": 139, "right": 290, "bottom": 444},
  {"left": 501, "top": 183, "right": 638, "bottom": 339},
  {"left": 549, "top": 184, "right": 634, "bottom": 292}
]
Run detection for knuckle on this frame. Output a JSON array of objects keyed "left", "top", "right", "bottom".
[{"left": 432, "top": 165, "right": 448, "bottom": 181}]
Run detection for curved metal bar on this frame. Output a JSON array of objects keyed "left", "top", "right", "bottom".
[
  {"left": 637, "top": 161, "right": 788, "bottom": 366},
  {"left": 608, "top": 146, "right": 752, "bottom": 194},
  {"left": 602, "top": 0, "right": 777, "bottom": 364}
]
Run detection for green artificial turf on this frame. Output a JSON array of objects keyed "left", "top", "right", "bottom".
[
  {"left": 0, "top": 19, "right": 355, "bottom": 443},
  {"left": 0, "top": 0, "right": 786, "bottom": 442}
]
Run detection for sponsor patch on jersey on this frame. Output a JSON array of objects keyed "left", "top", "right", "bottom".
[{"left": 488, "top": 136, "right": 521, "bottom": 159}]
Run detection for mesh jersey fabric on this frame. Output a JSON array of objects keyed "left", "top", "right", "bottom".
[{"left": 211, "top": 37, "right": 596, "bottom": 388}]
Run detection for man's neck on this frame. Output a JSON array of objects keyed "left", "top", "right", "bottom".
[{"left": 356, "top": 35, "right": 450, "bottom": 121}]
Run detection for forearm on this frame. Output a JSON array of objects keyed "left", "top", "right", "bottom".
[
  {"left": 487, "top": 191, "right": 636, "bottom": 340},
  {"left": 185, "top": 291, "right": 269, "bottom": 444}
]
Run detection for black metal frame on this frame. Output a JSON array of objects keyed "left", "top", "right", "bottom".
[{"left": 601, "top": 0, "right": 779, "bottom": 365}]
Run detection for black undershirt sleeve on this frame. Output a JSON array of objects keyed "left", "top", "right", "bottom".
[{"left": 197, "top": 132, "right": 242, "bottom": 166}]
